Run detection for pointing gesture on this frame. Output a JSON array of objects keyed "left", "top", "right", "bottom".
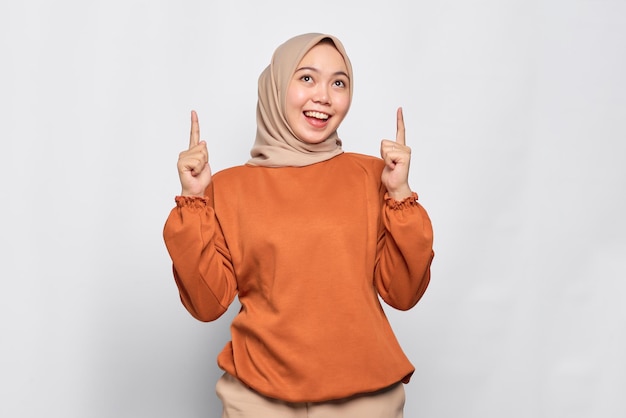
[
  {"left": 177, "top": 110, "right": 212, "bottom": 196},
  {"left": 380, "top": 107, "right": 413, "bottom": 200}
]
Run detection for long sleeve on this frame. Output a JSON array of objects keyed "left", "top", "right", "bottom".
[
  {"left": 162, "top": 153, "right": 433, "bottom": 403},
  {"left": 162, "top": 194, "right": 238, "bottom": 322},
  {"left": 375, "top": 192, "right": 434, "bottom": 310}
]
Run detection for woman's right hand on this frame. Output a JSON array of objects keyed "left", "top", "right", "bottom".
[{"left": 177, "top": 110, "right": 212, "bottom": 196}]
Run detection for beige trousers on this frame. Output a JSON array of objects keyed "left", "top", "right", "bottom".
[{"left": 215, "top": 373, "right": 405, "bottom": 418}]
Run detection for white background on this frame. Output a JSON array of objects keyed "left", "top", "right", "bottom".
[{"left": 1, "top": 0, "right": 625, "bottom": 417}]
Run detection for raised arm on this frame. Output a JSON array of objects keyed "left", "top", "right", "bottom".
[
  {"left": 376, "top": 108, "right": 434, "bottom": 310},
  {"left": 163, "top": 111, "right": 237, "bottom": 321}
]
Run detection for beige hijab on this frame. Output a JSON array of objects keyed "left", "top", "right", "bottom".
[{"left": 247, "top": 33, "right": 353, "bottom": 167}]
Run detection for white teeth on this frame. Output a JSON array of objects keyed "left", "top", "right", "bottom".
[{"left": 304, "top": 111, "right": 329, "bottom": 120}]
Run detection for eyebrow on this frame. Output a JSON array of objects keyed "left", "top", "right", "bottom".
[{"left": 295, "top": 66, "right": 350, "bottom": 80}]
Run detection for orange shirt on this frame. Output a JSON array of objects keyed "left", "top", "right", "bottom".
[{"left": 163, "top": 152, "right": 434, "bottom": 403}]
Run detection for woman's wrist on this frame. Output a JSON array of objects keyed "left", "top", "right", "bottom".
[{"left": 386, "top": 186, "right": 413, "bottom": 201}]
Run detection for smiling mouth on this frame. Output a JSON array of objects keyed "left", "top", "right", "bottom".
[{"left": 304, "top": 111, "right": 329, "bottom": 120}]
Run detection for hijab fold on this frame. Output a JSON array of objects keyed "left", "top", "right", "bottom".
[{"left": 247, "top": 33, "right": 353, "bottom": 167}]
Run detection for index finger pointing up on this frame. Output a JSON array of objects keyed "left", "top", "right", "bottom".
[
  {"left": 396, "top": 107, "right": 406, "bottom": 146},
  {"left": 189, "top": 110, "right": 200, "bottom": 149}
]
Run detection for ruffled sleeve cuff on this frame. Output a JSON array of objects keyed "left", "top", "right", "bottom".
[
  {"left": 174, "top": 195, "right": 210, "bottom": 209},
  {"left": 384, "top": 192, "right": 419, "bottom": 210}
]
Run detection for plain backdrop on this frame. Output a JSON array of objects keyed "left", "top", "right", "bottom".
[{"left": 1, "top": 0, "right": 625, "bottom": 417}]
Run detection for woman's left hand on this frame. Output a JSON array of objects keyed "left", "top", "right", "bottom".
[{"left": 381, "top": 107, "right": 413, "bottom": 200}]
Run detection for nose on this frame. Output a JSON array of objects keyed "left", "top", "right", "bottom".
[{"left": 313, "top": 84, "right": 331, "bottom": 105}]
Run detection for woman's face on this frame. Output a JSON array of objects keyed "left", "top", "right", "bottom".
[{"left": 285, "top": 42, "right": 351, "bottom": 145}]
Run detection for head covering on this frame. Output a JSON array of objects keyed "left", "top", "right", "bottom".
[{"left": 247, "top": 33, "right": 353, "bottom": 167}]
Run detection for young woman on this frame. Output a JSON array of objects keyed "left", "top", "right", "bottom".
[{"left": 163, "top": 33, "right": 434, "bottom": 417}]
